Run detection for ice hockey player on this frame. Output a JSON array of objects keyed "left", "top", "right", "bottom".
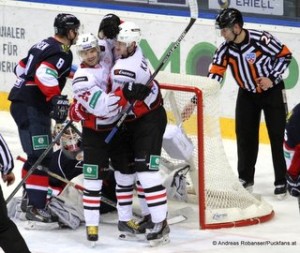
[
  {"left": 8, "top": 13, "right": 80, "bottom": 224},
  {"left": 48, "top": 125, "right": 117, "bottom": 230},
  {"left": 17, "top": 125, "right": 117, "bottom": 229},
  {"left": 69, "top": 32, "right": 129, "bottom": 245},
  {"left": 284, "top": 103, "right": 300, "bottom": 197},
  {"left": 97, "top": 14, "right": 155, "bottom": 241},
  {"left": 109, "top": 21, "right": 170, "bottom": 246},
  {"left": 47, "top": 125, "right": 83, "bottom": 197}
]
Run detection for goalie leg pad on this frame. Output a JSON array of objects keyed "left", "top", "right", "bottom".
[{"left": 48, "top": 197, "right": 81, "bottom": 230}]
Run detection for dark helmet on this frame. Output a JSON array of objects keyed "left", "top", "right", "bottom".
[
  {"left": 215, "top": 8, "right": 243, "bottom": 29},
  {"left": 54, "top": 13, "right": 80, "bottom": 36},
  {"left": 98, "top": 13, "right": 121, "bottom": 39}
]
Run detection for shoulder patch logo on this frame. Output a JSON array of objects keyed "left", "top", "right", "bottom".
[{"left": 73, "top": 76, "right": 89, "bottom": 85}]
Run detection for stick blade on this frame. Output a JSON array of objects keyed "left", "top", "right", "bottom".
[{"left": 188, "top": 0, "right": 199, "bottom": 19}]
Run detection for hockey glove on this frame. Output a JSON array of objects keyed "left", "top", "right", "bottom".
[
  {"left": 122, "top": 82, "right": 151, "bottom": 101},
  {"left": 163, "top": 165, "right": 190, "bottom": 202},
  {"left": 286, "top": 174, "right": 300, "bottom": 197},
  {"left": 50, "top": 95, "right": 69, "bottom": 123},
  {"left": 69, "top": 102, "right": 89, "bottom": 122}
]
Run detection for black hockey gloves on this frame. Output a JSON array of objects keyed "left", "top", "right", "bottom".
[
  {"left": 122, "top": 82, "right": 151, "bottom": 101},
  {"left": 98, "top": 13, "right": 121, "bottom": 39},
  {"left": 50, "top": 95, "right": 69, "bottom": 123}
]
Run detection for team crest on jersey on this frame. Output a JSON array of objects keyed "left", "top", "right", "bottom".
[
  {"left": 114, "top": 69, "right": 136, "bottom": 79},
  {"left": 245, "top": 53, "right": 256, "bottom": 64}
]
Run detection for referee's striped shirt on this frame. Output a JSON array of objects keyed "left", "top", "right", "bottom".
[
  {"left": 208, "top": 29, "right": 292, "bottom": 93},
  {"left": 0, "top": 133, "right": 14, "bottom": 175}
]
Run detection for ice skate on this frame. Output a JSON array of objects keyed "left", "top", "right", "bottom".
[
  {"left": 146, "top": 219, "right": 170, "bottom": 247},
  {"left": 86, "top": 226, "right": 98, "bottom": 247},
  {"left": 118, "top": 219, "right": 145, "bottom": 241},
  {"left": 25, "top": 206, "right": 58, "bottom": 230},
  {"left": 26, "top": 206, "right": 57, "bottom": 223},
  {"left": 135, "top": 214, "right": 154, "bottom": 233},
  {"left": 239, "top": 179, "right": 254, "bottom": 193},
  {"left": 274, "top": 184, "right": 287, "bottom": 200}
]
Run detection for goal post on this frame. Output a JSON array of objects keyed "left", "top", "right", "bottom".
[{"left": 157, "top": 71, "right": 275, "bottom": 229}]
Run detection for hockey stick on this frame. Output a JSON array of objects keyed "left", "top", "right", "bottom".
[
  {"left": 17, "top": 155, "right": 189, "bottom": 223},
  {"left": 6, "top": 120, "right": 73, "bottom": 203},
  {"left": 105, "top": 0, "right": 199, "bottom": 143},
  {"left": 16, "top": 155, "right": 117, "bottom": 211}
]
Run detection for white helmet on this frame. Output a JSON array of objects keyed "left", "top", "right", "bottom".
[
  {"left": 76, "top": 33, "right": 99, "bottom": 53},
  {"left": 117, "top": 21, "right": 141, "bottom": 46}
]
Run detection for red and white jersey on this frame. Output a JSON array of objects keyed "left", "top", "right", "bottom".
[
  {"left": 72, "top": 64, "right": 121, "bottom": 125},
  {"left": 110, "top": 46, "right": 162, "bottom": 118}
]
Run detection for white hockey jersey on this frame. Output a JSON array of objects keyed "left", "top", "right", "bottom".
[
  {"left": 110, "top": 46, "right": 162, "bottom": 119},
  {"left": 72, "top": 63, "right": 122, "bottom": 126},
  {"left": 98, "top": 39, "right": 115, "bottom": 72}
]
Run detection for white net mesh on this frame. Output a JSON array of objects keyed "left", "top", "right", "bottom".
[
  {"left": 62, "top": 71, "right": 274, "bottom": 228},
  {"left": 157, "top": 72, "right": 274, "bottom": 228}
]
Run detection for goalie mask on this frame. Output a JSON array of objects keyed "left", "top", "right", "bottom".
[
  {"left": 53, "top": 125, "right": 81, "bottom": 153},
  {"left": 76, "top": 33, "right": 100, "bottom": 66}
]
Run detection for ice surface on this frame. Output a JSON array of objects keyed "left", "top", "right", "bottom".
[{"left": 1, "top": 111, "right": 300, "bottom": 253}]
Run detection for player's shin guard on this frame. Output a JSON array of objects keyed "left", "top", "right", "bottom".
[
  {"left": 138, "top": 171, "right": 169, "bottom": 245},
  {"left": 114, "top": 171, "right": 135, "bottom": 222},
  {"left": 22, "top": 167, "right": 49, "bottom": 209},
  {"left": 83, "top": 179, "right": 102, "bottom": 241},
  {"left": 136, "top": 180, "right": 150, "bottom": 216},
  {"left": 136, "top": 181, "right": 154, "bottom": 233},
  {"left": 137, "top": 171, "right": 168, "bottom": 223}
]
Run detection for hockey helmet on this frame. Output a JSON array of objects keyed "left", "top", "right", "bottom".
[
  {"left": 76, "top": 33, "right": 99, "bottom": 52},
  {"left": 117, "top": 21, "right": 141, "bottom": 46},
  {"left": 54, "top": 13, "right": 80, "bottom": 36},
  {"left": 215, "top": 8, "right": 243, "bottom": 29},
  {"left": 98, "top": 13, "right": 121, "bottom": 39},
  {"left": 76, "top": 33, "right": 100, "bottom": 65}
]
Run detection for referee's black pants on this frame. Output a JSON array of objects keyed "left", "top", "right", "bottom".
[
  {"left": 0, "top": 186, "right": 31, "bottom": 253},
  {"left": 235, "top": 82, "right": 287, "bottom": 187}
]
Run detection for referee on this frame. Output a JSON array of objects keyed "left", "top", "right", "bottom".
[
  {"left": 209, "top": 8, "right": 292, "bottom": 198},
  {"left": 0, "top": 133, "right": 31, "bottom": 253}
]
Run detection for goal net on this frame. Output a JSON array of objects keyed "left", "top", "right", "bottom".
[{"left": 156, "top": 71, "right": 274, "bottom": 229}]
